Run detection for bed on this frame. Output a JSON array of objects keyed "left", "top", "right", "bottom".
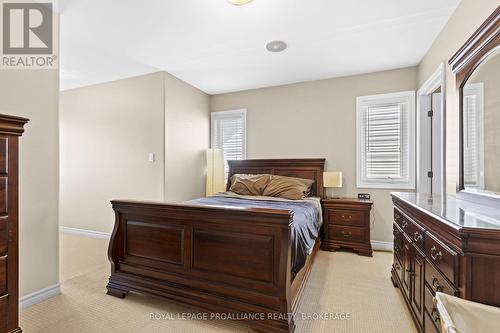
[{"left": 106, "top": 158, "right": 325, "bottom": 333}]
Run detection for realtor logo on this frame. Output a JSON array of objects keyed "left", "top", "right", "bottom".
[{"left": 1, "top": 0, "right": 57, "bottom": 69}]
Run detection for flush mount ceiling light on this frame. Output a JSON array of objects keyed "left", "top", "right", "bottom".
[
  {"left": 227, "top": 0, "right": 253, "bottom": 5},
  {"left": 266, "top": 40, "right": 287, "bottom": 53}
]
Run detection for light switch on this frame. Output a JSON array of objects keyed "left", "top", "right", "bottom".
[{"left": 148, "top": 153, "right": 155, "bottom": 163}]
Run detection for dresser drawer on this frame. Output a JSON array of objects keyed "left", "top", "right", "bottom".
[
  {"left": 393, "top": 260, "right": 403, "bottom": 283},
  {"left": 425, "top": 259, "right": 458, "bottom": 296},
  {"left": 424, "top": 284, "right": 439, "bottom": 322},
  {"left": 0, "top": 294, "right": 7, "bottom": 332},
  {"left": 408, "top": 219, "right": 425, "bottom": 252},
  {"left": 0, "top": 177, "right": 6, "bottom": 216},
  {"left": 0, "top": 256, "right": 6, "bottom": 296},
  {"left": 394, "top": 209, "right": 410, "bottom": 233},
  {"left": 0, "top": 217, "right": 6, "bottom": 256},
  {"left": 393, "top": 224, "right": 403, "bottom": 262},
  {"left": 425, "top": 233, "right": 457, "bottom": 283},
  {"left": 0, "top": 138, "right": 7, "bottom": 175},
  {"left": 328, "top": 210, "right": 364, "bottom": 227},
  {"left": 328, "top": 225, "right": 366, "bottom": 243},
  {"left": 424, "top": 305, "right": 441, "bottom": 333}
]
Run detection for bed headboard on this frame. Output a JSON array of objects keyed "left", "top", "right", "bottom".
[{"left": 227, "top": 158, "right": 326, "bottom": 198}]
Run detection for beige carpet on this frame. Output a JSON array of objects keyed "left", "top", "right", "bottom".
[{"left": 21, "top": 234, "right": 417, "bottom": 333}]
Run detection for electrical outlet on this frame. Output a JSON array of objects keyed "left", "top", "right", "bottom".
[{"left": 358, "top": 193, "right": 371, "bottom": 200}]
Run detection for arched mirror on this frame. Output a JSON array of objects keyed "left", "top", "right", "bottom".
[
  {"left": 450, "top": 7, "right": 499, "bottom": 200},
  {"left": 462, "top": 47, "right": 500, "bottom": 194}
]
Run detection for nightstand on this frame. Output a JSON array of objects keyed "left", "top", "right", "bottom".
[{"left": 321, "top": 198, "right": 373, "bottom": 257}]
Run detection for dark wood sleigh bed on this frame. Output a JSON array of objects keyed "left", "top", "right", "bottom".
[{"left": 106, "top": 158, "right": 325, "bottom": 333}]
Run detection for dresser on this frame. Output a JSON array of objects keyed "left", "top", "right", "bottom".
[
  {"left": 391, "top": 192, "right": 500, "bottom": 333},
  {"left": 0, "top": 115, "right": 28, "bottom": 333},
  {"left": 321, "top": 198, "right": 373, "bottom": 256}
]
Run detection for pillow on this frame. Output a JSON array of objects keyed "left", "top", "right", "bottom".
[
  {"left": 262, "top": 175, "right": 315, "bottom": 200},
  {"left": 229, "top": 174, "right": 272, "bottom": 196}
]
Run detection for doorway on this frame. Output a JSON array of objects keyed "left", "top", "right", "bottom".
[{"left": 417, "top": 64, "right": 445, "bottom": 195}]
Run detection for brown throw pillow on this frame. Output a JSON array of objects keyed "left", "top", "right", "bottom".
[
  {"left": 262, "top": 175, "right": 315, "bottom": 200},
  {"left": 229, "top": 174, "right": 272, "bottom": 196}
]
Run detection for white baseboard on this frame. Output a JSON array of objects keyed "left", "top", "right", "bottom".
[
  {"left": 59, "top": 226, "right": 111, "bottom": 239},
  {"left": 19, "top": 283, "right": 60, "bottom": 309},
  {"left": 371, "top": 240, "right": 393, "bottom": 252}
]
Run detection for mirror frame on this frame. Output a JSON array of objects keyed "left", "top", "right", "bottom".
[{"left": 449, "top": 6, "right": 500, "bottom": 200}]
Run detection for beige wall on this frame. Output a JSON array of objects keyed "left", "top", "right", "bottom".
[
  {"left": 0, "top": 69, "right": 60, "bottom": 297},
  {"left": 60, "top": 71, "right": 210, "bottom": 233},
  {"left": 211, "top": 67, "right": 417, "bottom": 243},
  {"left": 164, "top": 72, "right": 210, "bottom": 201},
  {"left": 60, "top": 72, "right": 165, "bottom": 233},
  {"left": 417, "top": 0, "right": 499, "bottom": 194}
]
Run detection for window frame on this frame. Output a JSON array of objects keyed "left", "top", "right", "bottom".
[
  {"left": 210, "top": 108, "right": 247, "bottom": 168},
  {"left": 356, "top": 91, "right": 416, "bottom": 189}
]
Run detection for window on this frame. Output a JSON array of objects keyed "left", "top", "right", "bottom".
[
  {"left": 463, "top": 83, "right": 484, "bottom": 189},
  {"left": 211, "top": 109, "right": 247, "bottom": 177},
  {"left": 357, "top": 91, "right": 415, "bottom": 189}
]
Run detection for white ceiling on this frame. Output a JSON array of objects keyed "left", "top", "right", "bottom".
[{"left": 60, "top": 0, "right": 460, "bottom": 94}]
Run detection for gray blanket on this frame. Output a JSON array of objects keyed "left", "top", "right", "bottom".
[{"left": 187, "top": 194, "right": 321, "bottom": 274}]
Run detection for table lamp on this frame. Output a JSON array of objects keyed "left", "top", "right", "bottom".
[
  {"left": 323, "top": 171, "right": 342, "bottom": 198},
  {"left": 206, "top": 148, "right": 226, "bottom": 196}
]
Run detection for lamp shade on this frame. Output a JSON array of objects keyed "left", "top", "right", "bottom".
[
  {"left": 206, "top": 148, "right": 226, "bottom": 196},
  {"left": 323, "top": 172, "right": 342, "bottom": 188},
  {"left": 227, "top": 0, "right": 253, "bottom": 5}
]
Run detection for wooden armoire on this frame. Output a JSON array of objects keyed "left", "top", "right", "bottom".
[{"left": 0, "top": 114, "right": 28, "bottom": 333}]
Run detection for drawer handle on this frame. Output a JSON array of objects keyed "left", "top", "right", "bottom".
[
  {"left": 401, "top": 221, "right": 408, "bottom": 229},
  {"left": 405, "top": 268, "right": 415, "bottom": 277},
  {"left": 432, "top": 277, "right": 444, "bottom": 292},
  {"left": 431, "top": 307, "right": 441, "bottom": 323},
  {"left": 341, "top": 215, "right": 353, "bottom": 220},
  {"left": 413, "top": 231, "right": 423, "bottom": 243},
  {"left": 394, "top": 263, "right": 400, "bottom": 270},
  {"left": 430, "top": 246, "right": 443, "bottom": 261},
  {"left": 340, "top": 231, "right": 352, "bottom": 238},
  {"left": 394, "top": 247, "right": 400, "bottom": 255}
]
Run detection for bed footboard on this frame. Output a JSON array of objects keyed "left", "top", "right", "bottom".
[{"left": 107, "top": 200, "right": 300, "bottom": 333}]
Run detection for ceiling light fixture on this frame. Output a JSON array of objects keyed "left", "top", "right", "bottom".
[
  {"left": 266, "top": 40, "right": 287, "bottom": 53},
  {"left": 227, "top": 0, "right": 253, "bottom": 5}
]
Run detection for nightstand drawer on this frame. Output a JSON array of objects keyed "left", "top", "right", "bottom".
[
  {"left": 328, "top": 210, "right": 364, "bottom": 227},
  {"left": 328, "top": 225, "right": 366, "bottom": 243}
]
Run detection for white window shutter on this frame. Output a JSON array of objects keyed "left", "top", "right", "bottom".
[
  {"left": 357, "top": 91, "right": 415, "bottom": 189},
  {"left": 463, "top": 83, "right": 484, "bottom": 189},
  {"left": 464, "top": 95, "right": 478, "bottom": 186},
  {"left": 211, "top": 109, "right": 247, "bottom": 177}
]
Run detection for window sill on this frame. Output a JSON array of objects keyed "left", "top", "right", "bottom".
[{"left": 356, "top": 183, "right": 415, "bottom": 190}]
